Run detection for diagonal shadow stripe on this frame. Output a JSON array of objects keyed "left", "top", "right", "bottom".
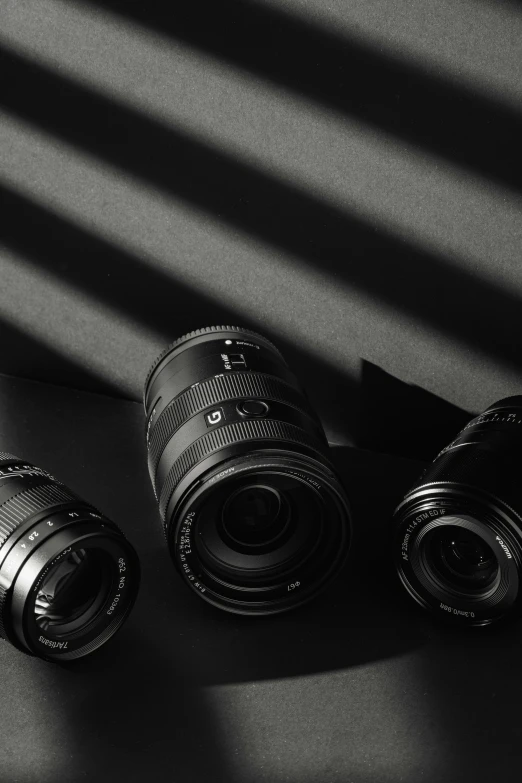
[
  {"left": 74, "top": 0, "right": 522, "bottom": 191},
  {"left": 0, "top": 184, "right": 360, "bottom": 440},
  {"left": 0, "top": 184, "right": 474, "bottom": 455},
  {"left": 0, "top": 314, "right": 123, "bottom": 397},
  {"left": 1, "top": 47, "right": 521, "bottom": 375}
]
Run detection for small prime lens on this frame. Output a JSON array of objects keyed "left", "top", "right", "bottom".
[
  {"left": 393, "top": 396, "right": 522, "bottom": 625},
  {"left": 144, "top": 326, "right": 351, "bottom": 615},
  {"left": 0, "top": 453, "right": 139, "bottom": 660}
]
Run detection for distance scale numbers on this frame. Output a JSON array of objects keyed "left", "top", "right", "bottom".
[
  {"left": 0, "top": 509, "right": 102, "bottom": 580},
  {"left": 0, "top": 465, "right": 47, "bottom": 480}
]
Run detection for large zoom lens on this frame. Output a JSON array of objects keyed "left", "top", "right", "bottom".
[
  {"left": 144, "top": 326, "right": 351, "bottom": 614},
  {"left": 0, "top": 453, "right": 139, "bottom": 660},
  {"left": 393, "top": 396, "right": 522, "bottom": 626}
]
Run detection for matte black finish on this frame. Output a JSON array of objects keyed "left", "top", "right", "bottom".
[
  {"left": 6, "top": 372, "right": 522, "bottom": 783},
  {"left": 0, "top": 455, "right": 139, "bottom": 661},
  {"left": 144, "top": 326, "right": 351, "bottom": 613},
  {"left": 393, "top": 396, "right": 522, "bottom": 625}
]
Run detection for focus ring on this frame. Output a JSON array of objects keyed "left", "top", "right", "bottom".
[
  {"left": 0, "top": 483, "right": 80, "bottom": 546},
  {"left": 148, "top": 372, "right": 318, "bottom": 478},
  {"left": 158, "top": 418, "right": 327, "bottom": 520}
]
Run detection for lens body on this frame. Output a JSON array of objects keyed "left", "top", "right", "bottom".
[
  {"left": 0, "top": 454, "right": 139, "bottom": 660},
  {"left": 144, "top": 326, "right": 351, "bottom": 614},
  {"left": 393, "top": 396, "right": 522, "bottom": 626}
]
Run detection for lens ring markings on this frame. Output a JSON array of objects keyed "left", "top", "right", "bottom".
[
  {"left": 0, "top": 458, "right": 139, "bottom": 660},
  {"left": 147, "top": 371, "right": 319, "bottom": 481},
  {"left": 144, "top": 325, "right": 285, "bottom": 405},
  {"left": 158, "top": 417, "right": 327, "bottom": 520}
]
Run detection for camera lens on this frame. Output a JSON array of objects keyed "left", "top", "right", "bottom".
[
  {"left": 393, "top": 396, "right": 522, "bottom": 625},
  {"left": 0, "top": 453, "right": 140, "bottom": 660},
  {"left": 144, "top": 326, "right": 351, "bottom": 614}
]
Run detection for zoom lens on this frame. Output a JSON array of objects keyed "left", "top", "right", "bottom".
[
  {"left": 144, "top": 326, "right": 351, "bottom": 614},
  {"left": 393, "top": 396, "right": 522, "bottom": 625},
  {"left": 0, "top": 453, "right": 139, "bottom": 660}
]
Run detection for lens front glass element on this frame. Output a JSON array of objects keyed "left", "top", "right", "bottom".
[
  {"left": 195, "top": 473, "right": 323, "bottom": 581},
  {"left": 425, "top": 526, "right": 499, "bottom": 595},
  {"left": 222, "top": 485, "right": 289, "bottom": 547},
  {"left": 34, "top": 548, "right": 112, "bottom": 638}
]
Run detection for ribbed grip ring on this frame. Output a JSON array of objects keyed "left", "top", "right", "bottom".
[
  {"left": 158, "top": 418, "right": 326, "bottom": 520},
  {"left": 413, "top": 441, "right": 522, "bottom": 514},
  {"left": 144, "top": 325, "right": 284, "bottom": 403},
  {"left": 148, "top": 371, "right": 315, "bottom": 477},
  {"left": 0, "top": 483, "right": 83, "bottom": 639},
  {"left": 0, "top": 483, "right": 80, "bottom": 547}
]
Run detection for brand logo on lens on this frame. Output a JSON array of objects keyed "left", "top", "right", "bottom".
[
  {"left": 495, "top": 536, "right": 513, "bottom": 558},
  {"left": 205, "top": 408, "right": 224, "bottom": 427}
]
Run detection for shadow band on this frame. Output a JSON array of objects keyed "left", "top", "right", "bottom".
[
  {"left": 76, "top": 0, "right": 522, "bottom": 191},
  {"left": 0, "top": 184, "right": 361, "bottom": 440},
  {"left": 1, "top": 47, "right": 522, "bottom": 378},
  {"left": 0, "top": 315, "right": 122, "bottom": 397}
]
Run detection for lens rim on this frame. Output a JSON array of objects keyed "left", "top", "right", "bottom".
[
  {"left": 8, "top": 517, "right": 138, "bottom": 661},
  {"left": 394, "top": 487, "right": 521, "bottom": 625},
  {"left": 169, "top": 454, "right": 350, "bottom": 615}
]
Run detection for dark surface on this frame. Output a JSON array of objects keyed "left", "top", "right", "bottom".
[{"left": 1, "top": 373, "right": 522, "bottom": 782}]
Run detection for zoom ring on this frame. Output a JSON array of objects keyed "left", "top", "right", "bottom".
[
  {"left": 148, "top": 371, "right": 317, "bottom": 478},
  {"left": 158, "top": 418, "right": 327, "bottom": 520},
  {"left": 0, "top": 483, "right": 84, "bottom": 640}
]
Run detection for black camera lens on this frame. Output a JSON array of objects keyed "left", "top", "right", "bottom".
[
  {"left": 393, "top": 396, "right": 522, "bottom": 625},
  {"left": 0, "top": 453, "right": 140, "bottom": 660},
  {"left": 144, "top": 326, "right": 351, "bottom": 614}
]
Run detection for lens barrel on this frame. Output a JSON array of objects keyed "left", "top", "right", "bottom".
[
  {"left": 144, "top": 326, "right": 351, "bottom": 614},
  {"left": 0, "top": 453, "right": 139, "bottom": 660},
  {"left": 393, "top": 396, "right": 522, "bottom": 625}
]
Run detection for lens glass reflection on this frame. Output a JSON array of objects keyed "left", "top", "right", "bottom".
[
  {"left": 427, "top": 527, "right": 499, "bottom": 593},
  {"left": 35, "top": 549, "right": 111, "bottom": 636},
  {"left": 222, "top": 485, "right": 288, "bottom": 547}
]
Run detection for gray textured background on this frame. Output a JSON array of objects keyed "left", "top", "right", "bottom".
[
  {"left": 1, "top": 0, "right": 521, "bottom": 447},
  {"left": 2, "top": 371, "right": 519, "bottom": 783},
  {"left": 1, "top": 5, "right": 522, "bottom": 780}
]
